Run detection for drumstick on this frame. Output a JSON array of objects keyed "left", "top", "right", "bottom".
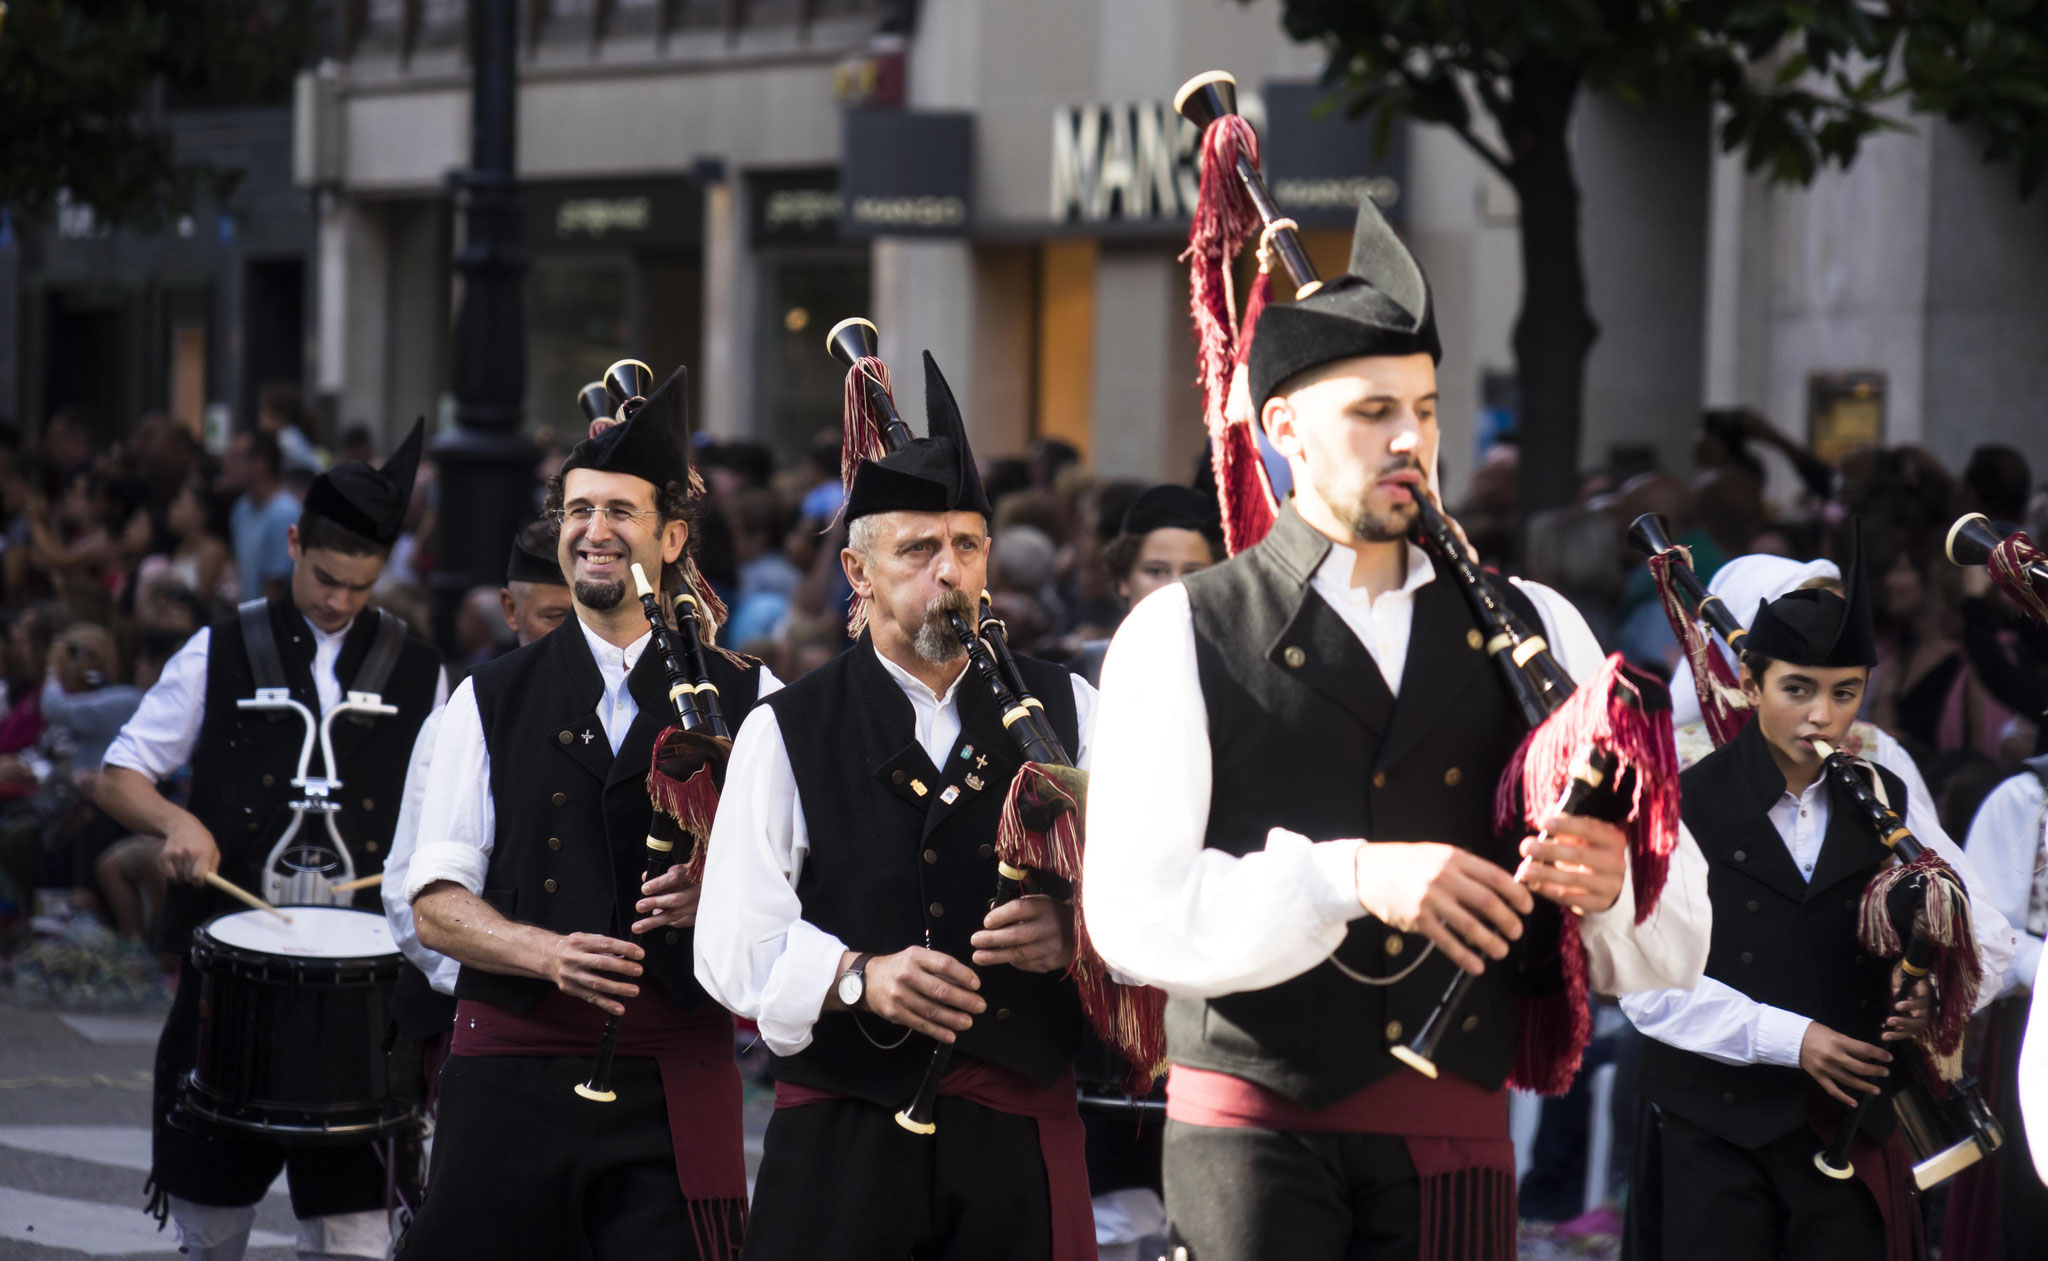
[
  {"left": 327, "top": 873, "right": 383, "bottom": 894},
  {"left": 203, "top": 872, "right": 293, "bottom": 923}
]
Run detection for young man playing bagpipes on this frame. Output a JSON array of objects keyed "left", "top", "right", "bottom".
[
  {"left": 400, "top": 368, "right": 779, "bottom": 1259},
  {"left": 1081, "top": 187, "right": 1713, "bottom": 1261},
  {"left": 1620, "top": 538, "right": 2012, "bottom": 1261},
  {"left": 695, "top": 350, "right": 1124, "bottom": 1261}
]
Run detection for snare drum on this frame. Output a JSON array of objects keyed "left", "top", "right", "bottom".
[{"left": 182, "top": 906, "right": 420, "bottom": 1144}]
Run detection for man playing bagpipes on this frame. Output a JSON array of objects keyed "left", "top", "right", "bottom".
[
  {"left": 400, "top": 366, "right": 779, "bottom": 1260},
  {"left": 1081, "top": 181, "right": 1713, "bottom": 1261},
  {"left": 694, "top": 350, "right": 1111, "bottom": 1261},
  {"left": 1620, "top": 535, "right": 2012, "bottom": 1261}
]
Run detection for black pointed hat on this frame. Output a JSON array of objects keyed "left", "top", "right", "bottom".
[
  {"left": 303, "top": 417, "right": 424, "bottom": 547},
  {"left": 504, "top": 518, "right": 568, "bottom": 586},
  {"left": 559, "top": 365, "right": 691, "bottom": 490},
  {"left": 1247, "top": 193, "right": 1441, "bottom": 412},
  {"left": 843, "top": 352, "right": 993, "bottom": 525},
  {"left": 1746, "top": 520, "right": 1878, "bottom": 669},
  {"left": 1119, "top": 484, "right": 1223, "bottom": 549}
]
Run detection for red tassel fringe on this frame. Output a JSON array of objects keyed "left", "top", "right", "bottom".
[
  {"left": 647, "top": 727, "right": 733, "bottom": 884},
  {"left": 1646, "top": 550, "right": 1752, "bottom": 747},
  {"left": 1492, "top": 654, "right": 1681, "bottom": 1093},
  {"left": 1182, "top": 113, "right": 1280, "bottom": 556},
  {"left": 1857, "top": 850, "right": 1981, "bottom": 1068},
  {"left": 839, "top": 355, "right": 894, "bottom": 638},
  {"left": 1989, "top": 531, "right": 2048, "bottom": 625},
  {"left": 995, "top": 763, "right": 1167, "bottom": 1092}
]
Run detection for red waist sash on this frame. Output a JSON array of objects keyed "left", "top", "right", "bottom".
[
  {"left": 451, "top": 991, "right": 746, "bottom": 1220},
  {"left": 1168, "top": 1066, "right": 1516, "bottom": 1261},
  {"left": 775, "top": 1058, "right": 1096, "bottom": 1261}
]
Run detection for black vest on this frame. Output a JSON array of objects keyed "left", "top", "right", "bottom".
[
  {"left": 1636, "top": 719, "right": 1901, "bottom": 1149},
  {"left": 762, "top": 636, "right": 1085, "bottom": 1109},
  {"left": 1176, "top": 503, "right": 1561, "bottom": 1108},
  {"left": 458, "top": 620, "right": 765, "bottom": 1012},
  {"left": 166, "top": 598, "right": 442, "bottom": 953}
]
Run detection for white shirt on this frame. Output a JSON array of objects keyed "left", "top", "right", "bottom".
[
  {"left": 1622, "top": 752, "right": 2014, "bottom": 1068},
  {"left": 403, "top": 617, "right": 782, "bottom": 902},
  {"left": 384, "top": 710, "right": 459, "bottom": 994},
  {"left": 1080, "top": 550, "right": 1713, "bottom": 1000},
  {"left": 2021, "top": 948, "right": 2048, "bottom": 1182},
  {"left": 692, "top": 647, "right": 1098, "bottom": 1058},
  {"left": 1962, "top": 767, "right": 2047, "bottom": 1000},
  {"left": 103, "top": 616, "right": 449, "bottom": 781}
]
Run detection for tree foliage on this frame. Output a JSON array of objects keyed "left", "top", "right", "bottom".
[{"left": 0, "top": 0, "right": 315, "bottom": 232}]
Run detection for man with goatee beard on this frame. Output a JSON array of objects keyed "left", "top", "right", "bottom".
[
  {"left": 399, "top": 366, "right": 778, "bottom": 1260},
  {"left": 695, "top": 351, "right": 1101, "bottom": 1261}
]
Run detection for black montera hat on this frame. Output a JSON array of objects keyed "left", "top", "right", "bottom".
[
  {"left": 505, "top": 519, "right": 568, "bottom": 586},
  {"left": 843, "top": 352, "right": 993, "bottom": 525},
  {"left": 1746, "top": 521, "right": 1877, "bottom": 669},
  {"left": 303, "top": 418, "right": 424, "bottom": 547},
  {"left": 560, "top": 365, "right": 691, "bottom": 492}
]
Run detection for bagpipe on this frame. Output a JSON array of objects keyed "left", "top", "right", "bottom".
[
  {"left": 825, "top": 318, "right": 1165, "bottom": 1135},
  {"left": 1631, "top": 515, "right": 2001, "bottom": 1187},
  {"left": 1805, "top": 738, "right": 2002, "bottom": 1189},
  {"left": 1947, "top": 512, "right": 2048, "bottom": 625},
  {"left": 1390, "top": 494, "right": 1681, "bottom": 1094},
  {"left": 1628, "top": 512, "right": 1756, "bottom": 745},
  {"left": 571, "top": 359, "right": 736, "bottom": 1104},
  {"left": 1172, "top": 69, "right": 1318, "bottom": 556}
]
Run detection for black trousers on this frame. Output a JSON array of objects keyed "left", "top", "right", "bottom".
[
  {"left": 151, "top": 959, "right": 391, "bottom": 1218},
  {"left": 398, "top": 1054, "right": 714, "bottom": 1261},
  {"left": 1162, "top": 1120, "right": 1425, "bottom": 1261},
  {"left": 1655, "top": 1110, "right": 1887, "bottom": 1261},
  {"left": 742, "top": 1095, "right": 1052, "bottom": 1261}
]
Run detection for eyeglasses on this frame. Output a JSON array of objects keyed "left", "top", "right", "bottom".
[{"left": 551, "top": 505, "right": 660, "bottom": 528}]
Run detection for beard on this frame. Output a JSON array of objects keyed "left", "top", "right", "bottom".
[
  {"left": 574, "top": 577, "right": 626, "bottom": 611},
  {"left": 910, "top": 589, "right": 976, "bottom": 666},
  {"left": 1311, "top": 454, "right": 1425, "bottom": 543}
]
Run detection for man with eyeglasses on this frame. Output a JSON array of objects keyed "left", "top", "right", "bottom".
[{"left": 398, "top": 367, "right": 779, "bottom": 1260}]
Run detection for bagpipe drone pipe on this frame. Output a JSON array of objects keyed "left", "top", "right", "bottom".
[
  {"left": 571, "top": 359, "right": 737, "bottom": 1104},
  {"left": 1629, "top": 511, "right": 1758, "bottom": 746},
  {"left": 1947, "top": 512, "right": 2048, "bottom": 625},
  {"left": 826, "top": 318, "right": 1166, "bottom": 1135}
]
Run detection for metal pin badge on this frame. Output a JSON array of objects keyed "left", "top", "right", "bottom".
[
  {"left": 910, "top": 780, "right": 928, "bottom": 797},
  {"left": 964, "top": 774, "right": 984, "bottom": 792},
  {"left": 940, "top": 785, "right": 961, "bottom": 804}
]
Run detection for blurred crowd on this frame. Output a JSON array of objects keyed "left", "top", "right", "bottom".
[{"left": 0, "top": 391, "right": 2043, "bottom": 1127}]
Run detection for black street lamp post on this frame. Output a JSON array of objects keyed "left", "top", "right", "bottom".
[{"left": 432, "top": 0, "right": 537, "bottom": 649}]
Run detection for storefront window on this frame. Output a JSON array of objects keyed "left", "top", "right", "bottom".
[
  {"left": 754, "top": 257, "right": 870, "bottom": 465},
  {"left": 526, "top": 254, "right": 629, "bottom": 438}
]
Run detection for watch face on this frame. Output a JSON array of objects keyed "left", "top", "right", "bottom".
[{"left": 838, "top": 972, "right": 863, "bottom": 1006}]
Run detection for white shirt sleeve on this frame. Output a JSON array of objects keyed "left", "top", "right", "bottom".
[
  {"left": 102, "top": 627, "right": 211, "bottom": 779},
  {"left": 693, "top": 703, "right": 850, "bottom": 1056},
  {"left": 2021, "top": 948, "right": 2048, "bottom": 1184},
  {"left": 1963, "top": 773, "right": 2044, "bottom": 1000},
  {"left": 1069, "top": 673, "right": 1097, "bottom": 770},
  {"left": 1082, "top": 583, "right": 1368, "bottom": 998},
  {"left": 1517, "top": 578, "right": 1713, "bottom": 996},
  {"left": 403, "top": 679, "right": 496, "bottom": 902},
  {"left": 383, "top": 711, "right": 459, "bottom": 994},
  {"left": 1620, "top": 977, "right": 1813, "bottom": 1068}
]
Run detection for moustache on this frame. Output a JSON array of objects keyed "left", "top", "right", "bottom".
[{"left": 924, "top": 589, "right": 976, "bottom": 623}]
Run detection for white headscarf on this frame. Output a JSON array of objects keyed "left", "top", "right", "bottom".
[{"left": 1670, "top": 554, "right": 1842, "bottom": 726}]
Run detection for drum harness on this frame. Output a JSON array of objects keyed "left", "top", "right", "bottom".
[{"left": 235, "top": 599, "right": 407, "bottom": 907}]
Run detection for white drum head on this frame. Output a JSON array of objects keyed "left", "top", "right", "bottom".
[{"left": 205, "top": 906, "right": 397, "bottom": 959}]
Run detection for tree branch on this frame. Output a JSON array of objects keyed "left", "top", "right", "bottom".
[{"left": 1397, "top": 63, "right": 1515, "bottom": 178}]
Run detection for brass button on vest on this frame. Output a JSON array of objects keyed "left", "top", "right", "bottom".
[
  {"left": 1443, "top": 767, "right": 1463, "bottom": 787},
  {"left": 1746, "top": 900, "right": 1759, "bottom": 912},
  {"left": 1460, "top": 1015, "right": 1479, "bottom": 1033},
  {"left": 978, "top": 844, "right": 993, "bottom": 858},
  {"left": 1739, "top": 951, "right": 1754, "bottom": 964},
  {"left": 552, "top": 792, "right": 568, "bottom": 806},
  {"left": 929, "top": 902, "right": 944, "bottom": 917},
  {"left": 1722, "top": 1092, "right": 1737, "bottom": 1105},
  {"left": 923, "top": 849, "right": 938, "bottom": 864},
  {"left": 544, "top": 878, "right": 558, "bottom": 893},
  {"left": 366, "top": 841, "right": 379, "bottom": 853},
  {"left": 1371, "top": 770, "right": 1387, "bottom": 789},
  {"left": 362, "top": 798, "right": 375, "bottom": 812},
  {"left": 547, "top": 837, "right": 561, "bottom": 851},
  {"left": 262, "top": 774, "right": 275, "bottom": 787},
  {"left": 892, "top": 770, "right": 907, "bottom": 784},
  {"left": 558, "top": 730, "right": 573, "bottom": 745},
  {"left": 996, "top": 1008, "right": 1011, "bottom": 1021},
  {"left": 1384, "top": 1020, "right": 1403, "bottom": 1042},
  {"left": 1466, "top": 629, "right": 1483, "bottom": 651},
  {"left": 1384, "top": 934, "right": 1403, "bottom": 956},
  {"left": 665, "top": 931, "right": 680, "bottom": 945},
  {"left": 1732, "top": 850, "right": 1747, "bottom": 863},
  {"left": 1282, "top": 646, "right": 1306, "bottom": 669}
]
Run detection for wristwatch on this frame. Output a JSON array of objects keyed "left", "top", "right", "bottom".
[{"left": 836, "top": 953, "right": 874, "bottom": 1009}]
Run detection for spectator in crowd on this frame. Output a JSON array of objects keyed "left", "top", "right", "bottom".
[
  {"left": 1868, "top": 538, "right": 2014, "bottom": 769},
  {"left": 133, "top": 477, "right": 236, "bottom": 612},
  {"left": 255, "top": 381, "right": 327, "bottom": 479},
  {"left": 39, "top": 408, "right": 95, "bottom": 487},
  {"left": 219, "top": 430, "right": 298, "bottom": 601},
  {"left": 338, "top": 424, "right": 377, "bottom": 466},
  {"left": 1067, "top": 484, "right": 1222, "bottom": 684}
]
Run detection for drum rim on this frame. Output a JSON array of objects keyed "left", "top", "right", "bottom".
[
  {"left": 179, "top": 1072, "right": 424, "bottom": 1142},
  {"left": 192, "top": 907, "right": 401, "bottom": 970}
]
